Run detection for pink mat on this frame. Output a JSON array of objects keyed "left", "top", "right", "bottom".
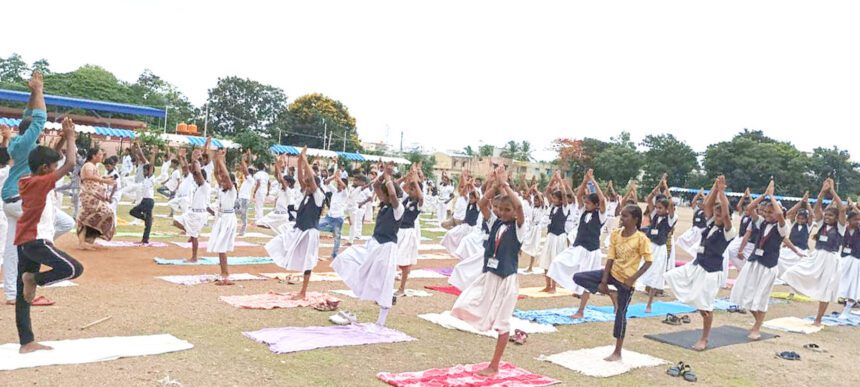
[
  {"left": 245, "top": 323, "right": 416, "bottom": 353},
  {"left": 171, "top": 241, "right": 258, "bottom": 248},
  {"left": 378, "top": 362, "right": 559, "bottom": 387},
  {"left": 220, "top": 291, "right": 341, "bottom": 309},
  {"left": 425, "top": 285, "right": 526, "bottom": 300},
  {"left": 96, "top": 240, "right": 168, "bottom": 247}
]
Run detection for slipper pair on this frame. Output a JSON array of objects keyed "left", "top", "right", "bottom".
[
  {"left": 776, "top": 351, "right": 801, "bottom": 361},
  {"left": 508, "top": 329, "right": 528, "bottom": 345},
  {"left": 329, "top": 310, "right": 357, "bottom": 325},
  {"left": 31, "top": 296, "right": 54, "bottom": 306},
  {"left": 667, "top": 362, "right": 697, "bottom": 382},
  {"left": 313, "top": 299, "right": 341, "bottom": 312},
  {"left": 663, "top": 313, "right": 691, "bottom": 325},
  {"left": 803, "top": 343, "right": 826, "bottom": 353},
  {"left": 727, "top": 305, "right": 747, "bottom": 314}
]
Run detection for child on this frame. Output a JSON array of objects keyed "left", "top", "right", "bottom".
[
  {"left": 0, "top": 125, "right": 11, "bottom": 263},
  {"left": 394, "top": 166, "right": 424, "bottom": 296},
  {"left": 257, "top": 156, "right": 294, "bottom": 233},
  {"left": 778, "top": 192, "right": 812, "bottom": 276},
  {"left": 15, "top": 117, "right": 82, "bottom": 353},
  {"left": 441, "top": 171, "right": 479, "bottom": 254},
  {"left": 450, "top": 178, "right": 497, "bottom": 291},
  {"left": 265, "top": 147, "right": 324, "bottom": 300},
  {"left": 128, "top": 142, "right": 155, "bottom": 245},
  {"left": 156, "top": 149, "right": 177, "bottom": 199},
  {"left": 639, "top": 175, "right": 677, "bottom": 313},
  {"left": 207, "top": 149, "right": 238, "bottom": 285},
  {"left": 333, "top": 162, "right": 404, "bottom": 325},
  {"left": 782, "top": 178, "right": 846, "bottom": 326},
  {"left": 450, "top": 165, "right": 524, "bottom": 376},
  {"left": 723, "top": 188, "right": 754, "bottom": 274},
  {"left": 453, "top": 190, "right": 488, "bottom": 260},
  {"left": 235, "top": 150, "right": 255, "bottom": 236},
  {"left": 675, "top": 188, "right": 708, "bottom": 257},
  {"left": 317, "top": 168, "right": 348, "bottom": 259},
  {"left": 173, "top": 148, "right": 210, "bottom": 263},
  {"left": 346, "top": 175, "right": 372, "bottom": 245},
  {"left": 436, "top": 173, "right": 454, "bottom": 224},
  {"left": 573, "top": 204, "right": 652, "bottom": 362},
  {"left": 664, "top": 176, "right": 734, "bottom": 351},
  {"left": 520, "top": 185, "right": 546, "bottom": 272},
  {"left": 539, "top": 171, "right": 573, "bottom": 293},
  {"left": 549, "top": 169, "right": 607, "bottom": 317},
  {"left": 253, "top": 162, "right": 270, "bottom": 224},
  {"left": 102, "top": 156, "right": 121, "bottom": 227},
  {"left": 837, "top": 206, "right": 860, "bottom": 319},
  {"left": 729, "top": 180, "right": 785, "bottom": 340}
]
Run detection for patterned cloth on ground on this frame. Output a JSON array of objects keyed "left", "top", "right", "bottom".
[
  {"left": 220, "top": 291, "right": 340, "bottom": 309},
  {"left": 377, "top": 361, "right": 560, "bottom": 387},
  {"left": 244, "top": 323, "right": 415, "bottom": 354}
]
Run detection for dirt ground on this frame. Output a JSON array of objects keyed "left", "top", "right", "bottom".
[{"left": 1, "top": 203, "right": 858, "bottom": 387}]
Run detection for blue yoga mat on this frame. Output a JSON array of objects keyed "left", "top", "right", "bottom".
[
  {"left": 154, "top": 257, "right": 274, "bottom": 266},
  {"left": 591, "top": 302, "right": 696, "bottom": 319},
  {"left": 513, "top": 306, "right": 615, "bottom": 326},
  {"left": 805, "top": 313, "right": 860, "bottom": 327}
]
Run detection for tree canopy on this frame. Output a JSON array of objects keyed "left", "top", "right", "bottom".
[{"left": 284, "top": 93, "right": 360, "bottom": 152}]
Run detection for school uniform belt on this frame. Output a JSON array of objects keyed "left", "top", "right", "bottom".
[
  {"left": 2, "top": 196, "right": 20, "bottom": 204},
  {"left": 191, "top": 208, "right": 207, "bottom": 213}
]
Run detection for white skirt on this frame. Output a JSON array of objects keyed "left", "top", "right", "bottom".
[
  {"left": 451, "top": 271, "right": 519, "bottom": 333},
  {"left": 675, "top": 226, "right": 705, "bottom": 258},
  {"left": 639, "top": 242, "right": 672, "bottom": 290},
  {"left": 454, "top": 230, "right": 486, "bottom": 260},
  {"left": 521, "top": 224, "right": 543, "bottom": 257},
  {"left": 265, "top": 227, "right": 320, "bottom": 272},
  {"left": 838, "top": 257, "right": 860, "bottom": 301},
  {"left": 781, "top": 249, "right": 841, "bottom": 303},
  {"left": 539, "top": 233, "right": 568, "bottom": 270},
  {"left": 778, "top": 247, "right": 807, "bottom": 277},
  {"left": 441, "top": 223, "right": 474, "bottom": 255},
  {"left": 724, "top": 237, "right": 754, "bottom": 271},
  {"left": 174, "top": 211, "right": 207, "bottom": 238},
  {"left": 395, "top": 228, "right": 420, "bottom": 266},
  {"left": 730, "top": 261, "right": 778, "bottom": 312},
  {"left": 602, "top": 217, "right": 620, "bottom": 249},
  {"left": 665, "top": 263, "right": 725, "bottom": 311},
  {"left": 332, "top": 238, "right": 398, "bottom": 308},
  {"left": 256, "top": 211, "right": 291, "bottom": 233},
  {"left": 207, "top": 213, "right": 237, "bottom": 253},
  {"left": 449, "top": 251, "right": 486, "bottom": 291},
  {"left": 548, "top": 245, "right": 604, "bottom": 295}
]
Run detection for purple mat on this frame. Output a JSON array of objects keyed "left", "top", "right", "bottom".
[
  {"left": 244, "top": 323, "right": 416, "bottom": 353},
  {"left": 426, "top": 267, "right": 453, "bottom": 277}
]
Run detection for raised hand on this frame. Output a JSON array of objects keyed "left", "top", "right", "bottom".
[
  {"left": 61, "top": 117, "right": 75, "bottom": 139},
  {"left": 28, "top": 70, "right": 44, "bottom": 92},
  {"left": 765, "top": 179, "right": 775, "bottom": 196}
]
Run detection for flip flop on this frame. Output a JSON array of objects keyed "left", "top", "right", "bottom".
[
  {"left": 680, "top": 365, "right": 698, "bottom": 382},
  {"left": 31, "top": 296, "right": 55, "bottom": 306},
  {"left": 776, "top": 351, "right": 801, "bottom": 361},
  {"left": 727, "top": 305, "right": 739, "bottom": 313},
  {"left": 663, "top": 313, "right": 682, "bottom": 325},
  {"left": 803, "top": 344, "right": 825, "bottom": 353},
  {"left": 680, "top": 315, "right": 691, "bottom": 324},
  {"left": 666, "top": 361, "right": 685, "bottom": 377},
  {"left": 511, "top": 329, "right": 528, "bottom": 345}
]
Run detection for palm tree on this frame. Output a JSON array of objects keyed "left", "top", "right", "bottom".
[
  {"left": 501, "top": 141, "right": 520, "bottom": 159},
  {"left": 518, "top": 141, "right": 533, "bottom": 161},
  {"left": 463, "top": 145, "right": 475, "bottom": 156},
  {"left": 479, "top": 145, "right": 495, "bottom": 157}
]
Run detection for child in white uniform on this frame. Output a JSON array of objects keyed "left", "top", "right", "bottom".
[
  {"left": 173, "top": 148, "right": 210, "bottom": 263},
  {"left": 394, "top": 167, "right": 424, "bottom": 296},
  {"left": 346, "top": 175, "right": 371, "bottom": 245},
  {"left": 539, "top": 171, "right": 573, "bottom": 293},
  {"left": 253, "top": 165, "right": 270, "bottom": 224},
  {"left": 837, "top": 207, "right": 860, "bottom": 320},
  {"left": 257, "top": 157, "right": 294, "bottom": 233},
  {"left": 639, "top": 176, "right": 678, "bottom": 313},
  {"left": 207, "top": 149, "right": 238, "bottom": 285},
  {"left": 521, "top": 187, "right": 546, "bottom": 272}
]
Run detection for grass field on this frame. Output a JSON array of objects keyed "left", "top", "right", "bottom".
[{"left": 1, "top": 201, "right": 857, "bottom": 386}]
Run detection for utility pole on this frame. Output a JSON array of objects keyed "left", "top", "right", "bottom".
[
  {"left": 400, "top": 131, "right": 403, "bottom": 153},
  {"left": 203, "top": 104, "right": 209, "bottom": 137},
  {"left": 343, "top": 128, "right": 349, "bottom": 152},
  {"left": 322, "top": 118, "right": 327, "bottom": 149}
]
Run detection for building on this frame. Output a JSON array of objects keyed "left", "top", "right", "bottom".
[
  {"left": 431, "top": 151, "right": 567, "bottom": 182},
  {"left": 361, "top": 141, "right": 390, "bottom": 153}
]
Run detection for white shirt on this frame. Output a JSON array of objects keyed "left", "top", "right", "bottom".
[
  {"left": 253, "top": 171, "right": 269, "bottom": 198},
  {"left": 452, "top": 196, "right": 468, "bottom": 220},
  {"left": 121, "top": 155, "right": 133, "bottom": 175},
  {"left": 141, "top": 176, "right": 154, "bottom": 199},
  {"left": 166, "top": 170, "right": 181, "bottom": 192},
  {"left": 107, "top": 169, "right": 122, "bottom": 201},
  {"left": 275, "top": 189, "right": 291, "bottom": 213},
  {"left": 218, "top": 187, "right": 237, "bottom": 213},
  {"left": 176, "top": 173, "right": 195, "bottom": 198},
  {"left": 157, "top": 161, "right": 171, "bottom": 184},
  {"left": 704, "top": 217, "right": 737, "bottom": 241},
  {"left": 37, "top": 189, "right": 56, "bottom": 242},
  {"left": 190, "top": 182, "right": 211, "bottom": 210},
  {"left": 328, "top": 183, "right": 348, "bottom": 218},
  {"left": 238, "top": 174, "right": 254, "bottom": 200},
  {"left": 202, "top": 161, "right": 215, "bottom": 183},
  {"left": 440, "top": 185, "right": 454, "bottom": 201}
]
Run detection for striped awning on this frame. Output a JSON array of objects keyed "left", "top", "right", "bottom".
[
  {"left": 270, "top": 145, "right": 300, "bottom": 155},
  {"left": 186, "top": 135, "right": 225, "bottom": 148},
  {"left": 0, "top": 117, "right": 137, "bottom": 138},
  {"left": 337, "top": 152, "right": 365, "bottom": 161}
]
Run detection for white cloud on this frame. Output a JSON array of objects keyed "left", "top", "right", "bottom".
[{"left": 3, "top": 0, "right": 858, "bottom": 161}]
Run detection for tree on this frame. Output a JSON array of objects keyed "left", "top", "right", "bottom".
[
  {"left": 0, "top": 53, "right": 29, "bottom": 83},
  {"left": 284, "top": 93, "right": 359, "bottom": 152},
  {"left": 131, "top": 69, "right": 198, "bottom": 130},
  {"left": 232, "top": 130, "right": 275, "bottom": 165},
  {"left": 405, "top": 149, "right": 437, "bottom": 180},
  {"left": 500, "top": 141, "right": 520, "bottom": 159},
  {"left": 640, "top": 134, "right": 699, "bottom": 189},
  {"left": 518, "top": 141, "right": 533, "bottom": 161},
  {"left": 590, "top": 132, "right": 642, "bottom": 186},
  {"left": 702, "top": 129, "right": 812, "bottom": 195},
  {"left": 809, "top": 146, "right": 860, "bottom": 194},
  {"left": 463, "top": 145, "right": 475, "bottom": 156},
  {"left": 207, "top": 76, "right": 287, "bottom": 138},
  {"left": 31, "top": 59, "right": 51, "bottom": 75},
  {"left": 479, "top": 145, "right": 495, "bottom": 157},
  {"left": 552, "top": 137, "right": 609, "bottom": 182}
]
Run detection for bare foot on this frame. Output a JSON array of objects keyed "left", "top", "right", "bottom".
[
  {"left": 547, "top": 288, "right": 557, "bottom": 294},
  {"left": 22, "top": 272, "right": 37, "bottom": 304},
  {"left": 19, "top": 342, "right": 53, "bottom": 354},
  {"left": 747, "top": 331, "right": 762, "bottom": 341},
  {"left": 812, "top": 321, "right": 822, "bottom": 327},
  {"left": 477, "top": 366, "right": 498, "bottom": 376},
  {"left": 604, "top": 353, "right": 622, "bottom": 362},
  {"left": 290, "top": 293, "right": 307, "bottom": 301},
  {"left": 645, "top": 306, "right": 652, "bottom": 314},
  {"left": 571, "top": 311, "right": 585, "bottom": 320},
  {"left": 76, "top": 243, "right": 95, "bottom": 251},
  {"left": 539, "top": 287, "right": 552, "bottom": 293},
  {"left": 692, "top": 338, "right": 708, "bottom": 351},
  {"left": 215, "top": 279, "right": 234, "bottom": 286},
  {"left": 183, "top": 258, "right": 198, "bottom": 263}
]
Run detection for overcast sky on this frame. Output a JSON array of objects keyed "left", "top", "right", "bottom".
[{"left": 3, "top": 1, "right": 859, "bottom": 161}]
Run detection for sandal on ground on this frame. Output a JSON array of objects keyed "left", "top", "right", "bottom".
[
  {"left": 666, "top": 361, "right": 685, "bottom": 377},
  {"left": 776, "top": 351, "right": 801, "bottom": 361},
  {"left": 663, "top": 313, "right": 682, "bottom": 325},
  {"left": 511, "top": 329, "right": 528, "bottom": 345},
  {"left": 329, "top": 313, "right": 350, "bottom": 326},
  {"left": 31, "top": 296, "right": 55, "bottom": 306},
  {"left": 680, "top": 365, "right": 698, "bottom": 382},
  {"left": 803, "top": 343, "right": 825, "bottom": 353},
  {"left": 727, "top": 305, "right": 739, "bottom": 313},
  {"left": 338, "top": 310, "right": 358, "bottom": 324},
  {"left": 313, "top": 300, "right": 340, "bottom": 312},
  {"left": 680, "top": 315, "right": 691, "bottom": 324}
]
